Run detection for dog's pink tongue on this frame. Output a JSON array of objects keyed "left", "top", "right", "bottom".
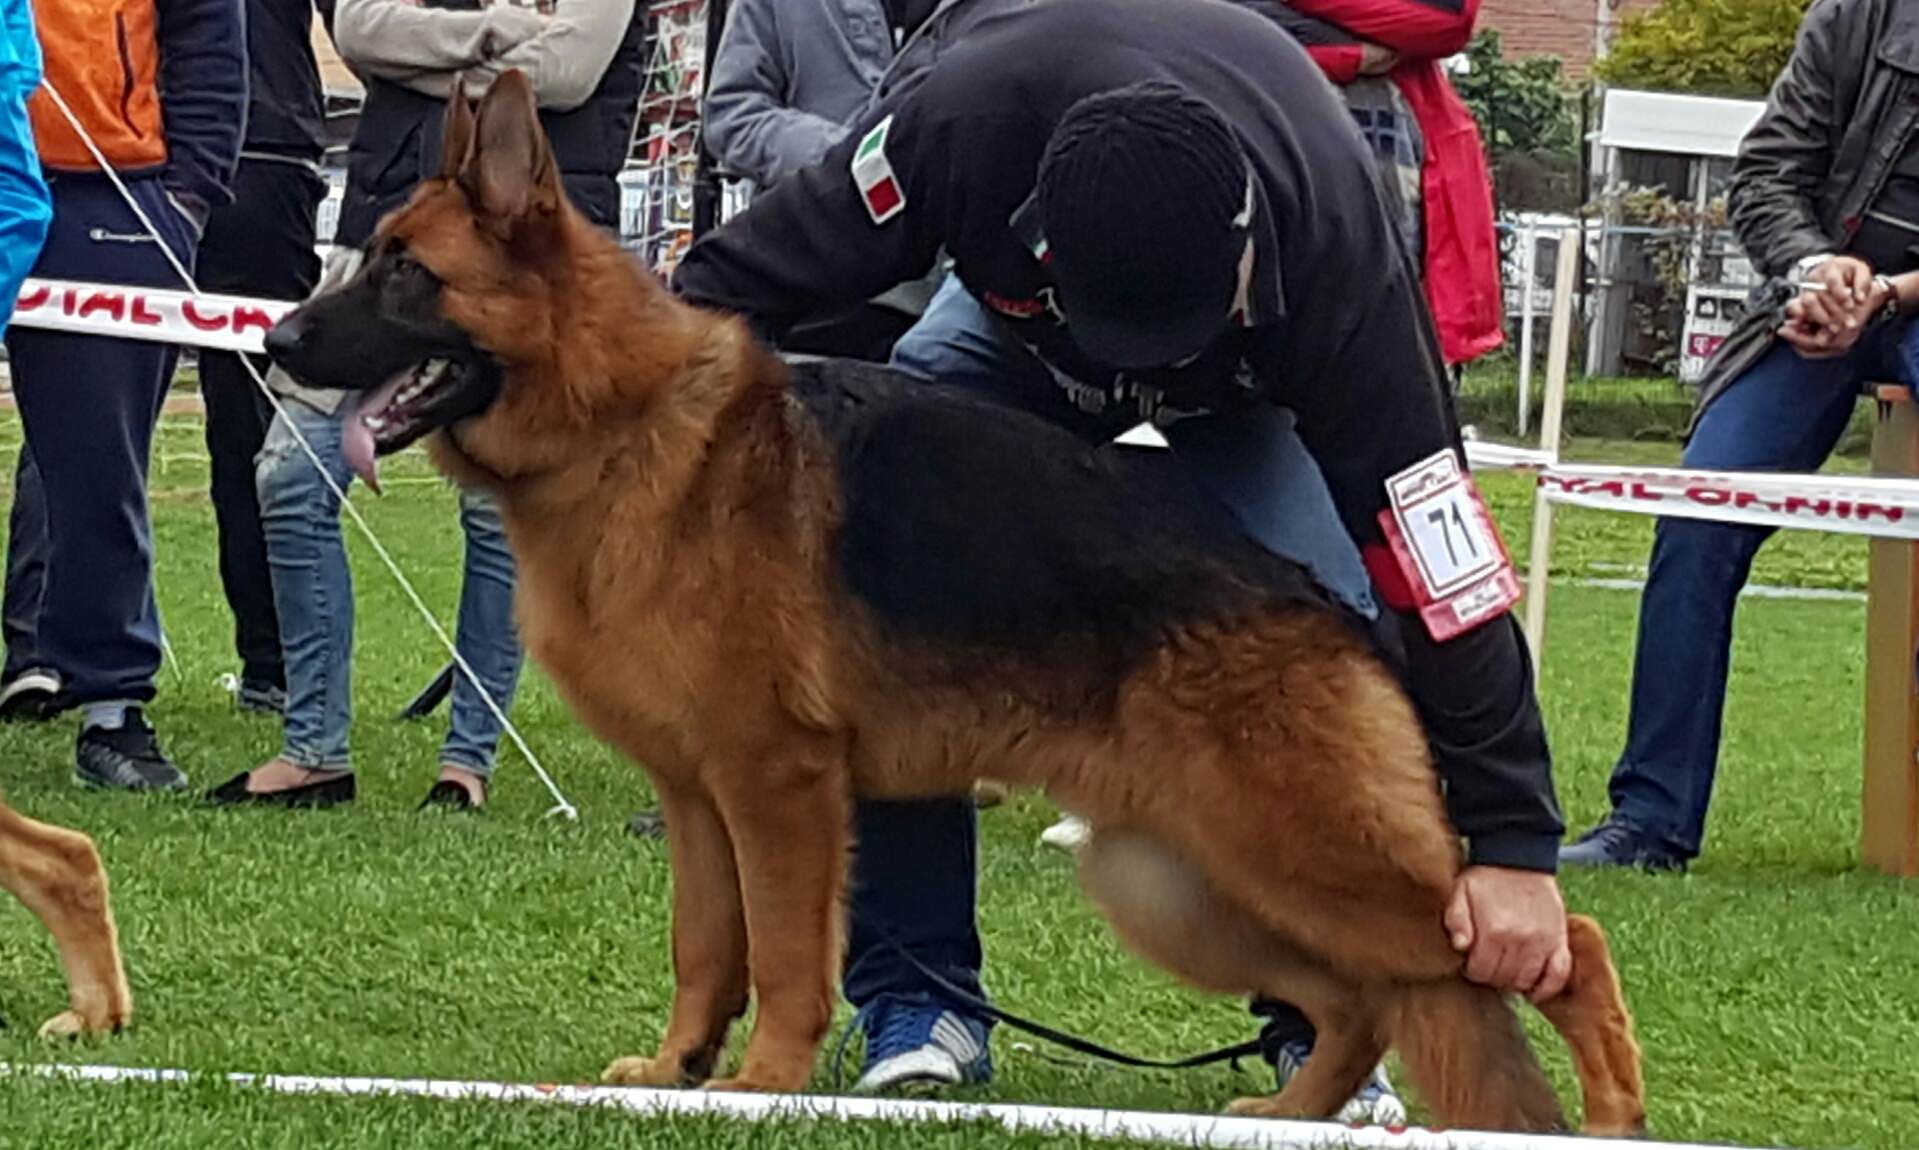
[{"left": 341, "top": 393, "right": 384, "bottom": 496}]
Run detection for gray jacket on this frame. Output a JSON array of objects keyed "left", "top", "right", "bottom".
[
  {"left": 704, "top": 0, "right": 942, "bottom": 316},
  {"left": 1696, "top": 0, "right": 1919, "bottom": 420},
  {"left": 703, "top": 0, "right": 895, "bottom": 191}
]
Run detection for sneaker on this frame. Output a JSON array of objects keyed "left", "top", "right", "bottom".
[
  {"left": 626, "top": 809, "right": 667, "bottom": 839},
  {"left": 0, "top": 668, "right": 62, "bottom": 721},
  {"left": 1038, "top": 814, "right": 1092, "bottom": 853},
  {"left": 74, "top": 709, "right": 187, "bottom": 791},
  {"left": 236, "top": 680, "right": 287, "bottom": 716},
  {"left": 1270, "top": 1039, "right": 1407, "bottom": 1127},
  {"left": 848, "top": 996, "right": 992, "bottom": 1094},
  {"left": 1558, "top": 820, "right": 1687, "bottom": 872}
]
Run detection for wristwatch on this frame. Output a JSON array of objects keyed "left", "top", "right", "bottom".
[{"left": 1874, "top": 274, "right": 1903, "bottom": 320}]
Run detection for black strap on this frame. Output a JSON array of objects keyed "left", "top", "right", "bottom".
[{"left": 880, "top": 934, "right": 1266, "bottom": 1072}]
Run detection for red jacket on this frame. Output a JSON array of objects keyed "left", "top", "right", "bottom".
[{"left": 1284, "top": 0, "right": 1504, "bottom": 364}]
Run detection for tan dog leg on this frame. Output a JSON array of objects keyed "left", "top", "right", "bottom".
[
  {"left": 603, "top": 781, "right": 751, "bottom": 1088},
  {"left": 0, "top": 800, "right": 132, "bottom": 1036},
  {"left": 703, "top": 761, "right": 849, "bottom": 1094}
]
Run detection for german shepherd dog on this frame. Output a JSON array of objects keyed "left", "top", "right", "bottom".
[
  {"left": 0, "top": 796, "right": 131, "bottom": 1037},
  {"left": 265, "top": 73, "right": 1644, "bottom": 1133}
]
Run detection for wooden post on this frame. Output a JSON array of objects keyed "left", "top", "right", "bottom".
[
  {"left": 1521, "top": 228, "right": 1580, "bottom": 663},
  {"left": 1864, "top": 385, "right": 1919, "bottom": 876}
]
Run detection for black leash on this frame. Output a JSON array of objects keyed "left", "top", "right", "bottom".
[{"left": 878, "top": 934, "right": 1267, "bottom": 1073}]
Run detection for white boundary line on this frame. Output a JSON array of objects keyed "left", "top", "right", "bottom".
[{"left": 0, "top": 1061, "right": 1779, "bottom": 1150}]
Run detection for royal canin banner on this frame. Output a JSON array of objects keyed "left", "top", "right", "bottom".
[
  {"left": 10, "top": 278, "right": 295, "bottom": 355},
  {"left": 1535, "top": 464, "right": 1919, "bottom": 541}
]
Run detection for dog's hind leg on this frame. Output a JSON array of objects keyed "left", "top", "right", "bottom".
[
  {"left": 0, "top": 798, "right": 131, "bottom": 1036},
  {"left": 701, "top": 745, "right": 851, "bottom": 1094},
  {"left": 1534, "top": 915, "right": 1645, "bottom": 1136},
  {"left": 604, "top": 781, "right": 752, "bottom": 1088},
  {"left": 1078, "top": 830, "right": 1385, "bottom": 1121}
]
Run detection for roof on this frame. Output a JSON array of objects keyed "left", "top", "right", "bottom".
[{"left": 1597, "top": 88, "right": 1766, "bottom": 159}]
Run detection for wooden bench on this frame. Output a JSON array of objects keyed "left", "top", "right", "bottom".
[{"left": 1865, "top": 385, "right": 1919, "bottom": 875}]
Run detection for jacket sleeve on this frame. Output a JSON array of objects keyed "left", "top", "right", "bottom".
[
  {"left": 333, "top": 0, "right": 542, "bottom": 81},
  {"left": 1273, "top": 0, "right": 1478, "bottom": 60},
  {"left": 0, "top": 0, "right": 49, "bottom": 335},
  {"left": 673, "top": 96, "right": 947, "bottom": 337},
  {"left": 463, "top": 0, "right": 639, "bottom": 112},
  {"left": 702, "top": 0, "right": 851, "bottom": 187},
  {"left": 156, "top": 0, "right": 247, "bottom": 226},
  {"left": 1726, "top": 0, "right": 1845, "bottom": 279}
]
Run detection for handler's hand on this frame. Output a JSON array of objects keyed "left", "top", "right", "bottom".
[{"left": 1444, "top": 866, "right": 1571, "bottom": 1004}]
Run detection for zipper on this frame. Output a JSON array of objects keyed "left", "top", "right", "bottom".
[{"left": 115, "top": 14, "right": 136, "bottom": 127}]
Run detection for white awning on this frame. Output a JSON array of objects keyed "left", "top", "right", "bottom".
[{"left": 1597, "top": 89, "right": 1766, "bottom": 159}]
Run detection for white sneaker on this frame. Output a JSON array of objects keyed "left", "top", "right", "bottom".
[
  {"left": 1272, "top": 1039, "right": 1408, "bottom": 1127},
  {"left": 1038, "top": 814, "right": 1092, "bottom": 852}
]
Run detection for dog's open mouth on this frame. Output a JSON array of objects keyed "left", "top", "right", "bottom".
[{"left": 341, "top": 357, "right": 500, "bottom": 492}]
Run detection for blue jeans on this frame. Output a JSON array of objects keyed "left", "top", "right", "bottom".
[
  {"left": 1607, "top": 326, "right": 1904, "bottom": 859},
  {"left": 255, "top": 400, "right": 525, "bottom": 773},
  {"left": 841, "top": 277, "right": 1377, "bottom": 1012}
]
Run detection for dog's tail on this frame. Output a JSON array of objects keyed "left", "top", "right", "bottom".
[
  {"left": 1388, "top": 977, "right": 1567, "bottom": 1133},
  {"left": 1534, "top": 915, "right": 1647, "bottom": 1137}
]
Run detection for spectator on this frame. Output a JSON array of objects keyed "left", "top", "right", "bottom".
[
  {"left": 0, "top": 0, "right": 245, "bottom": 791},
  {"left": 207, "top": 0, "right": 644, "bottom": 809},
  {"left": 702, "top": 0, "right": 944, "bottom": 361},
  {"left": 197, "top": 0, "right": 335, "bottom": 721},
  {"left": 1249, "top": 0, "right": 1505, "bottom": 367},
  {"left": 1562, "top": 0, "right": 1919, "bottom": 871},
  {"left": 0, "top": 0, "right": 50, "bottom": 333}
]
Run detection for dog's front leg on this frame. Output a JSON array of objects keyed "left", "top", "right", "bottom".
[
  {"left": 0, "top": 802, "right": 133, "bottom": 1037},
  {"left": 603, "top": 781, "right": 750, "bottom": 1088},
  {"left": 702, "top": 754, "right": 850, "bottom": 1094}
]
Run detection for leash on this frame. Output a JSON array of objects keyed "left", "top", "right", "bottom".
[{"left": 867, "top": 932, "right": 1267, "bottom": 1075}]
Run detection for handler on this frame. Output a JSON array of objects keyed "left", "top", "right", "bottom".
[{"left": 674, "top": 0, "right": 1567, "bottom": 1113}]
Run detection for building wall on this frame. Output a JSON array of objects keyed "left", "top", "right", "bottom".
[{"left": 1480, "top": 0, "right": 1661, "bottom": 80}]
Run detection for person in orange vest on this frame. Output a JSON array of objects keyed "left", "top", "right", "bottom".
[{"left": 0, "top": 0, "right": 245, "bottom": 792}]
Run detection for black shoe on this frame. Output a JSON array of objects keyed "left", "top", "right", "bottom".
[
  {"left": 236, "top": 679, "right": 287, "bottom": 717},
  {"left": 419, "top": 779, "right": 484, "bottom": 811},
  {"left": 1558, "top": 820, "right": 1687, "bottom": 872},
  {"left": 0, "top": 668, "right": 63, "bottom": 722},
  {"left": 205, "top": 769, "right": 355, "bottom": 809},
  {"left": 626, "top": 809, "right": 667, "bottom": 839},
  {"left": 74, "top": 709, "right": 187, "bottom": 791}
]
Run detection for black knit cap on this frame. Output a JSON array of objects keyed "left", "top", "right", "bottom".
[{"left": 1037, "top": 80, "right": 1252, "bottom": 369}]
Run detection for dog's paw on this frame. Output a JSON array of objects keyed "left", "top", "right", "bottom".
[
  {"left": 601, "top": 1055, "right": 693, "bottom": 1088},
  {"left": 1224, "top": 1095, "right": 1305, "bottom": 1120},
  {"left": 36, "top": 1008, "right": 124, "bottom": 1039}
]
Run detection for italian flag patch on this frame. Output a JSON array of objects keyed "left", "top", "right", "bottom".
[{"left": 851, "top": 115, "right": 905, "bottom": 225}]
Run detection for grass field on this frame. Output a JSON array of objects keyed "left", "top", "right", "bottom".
[{"left": 0, "top": 413, "right": 1914, "bottom": 1150}]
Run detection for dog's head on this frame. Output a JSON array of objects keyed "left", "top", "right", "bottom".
[{"left": 265, "top": 70, "right": 620, "bottom": 487}]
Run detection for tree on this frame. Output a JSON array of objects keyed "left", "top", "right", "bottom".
[
  {"left": 1454, "top": 30, "right": 1576, "bottom": 156},
  {"left": 1596, "top": 0, "right": 1811, "bottom": 99}
]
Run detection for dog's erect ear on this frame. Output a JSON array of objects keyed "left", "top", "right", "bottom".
[
  {"left": 462, "top": 70, "right": 560, "bottom": 230},
  {"left": 441, "top": 78, "right": 477, "bottom": 181}
]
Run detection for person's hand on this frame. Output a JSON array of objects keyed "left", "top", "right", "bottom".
[
  {"left": 1778, "top": 297, "right": 1856, "bottom": 359},
  {"left": 1443, "top": 865, "right": 1571, "bottom": 1003},
  {"left": 1793, "top": 255, "right": 1878, "bottom": 336},
  {"left": 1358, "top": 41, "right": 1401, "bottom": 76}
]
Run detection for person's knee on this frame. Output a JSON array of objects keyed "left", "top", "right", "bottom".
[{"left": 254, "top": 415, "right": 333, "bottom": 517}]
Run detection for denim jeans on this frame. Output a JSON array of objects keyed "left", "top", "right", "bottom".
[
  {"left": 255, "top": 399, "right": 525, "bottom": 773},
  {"left": 1607, "top": 325, "right": 1905, "bottom": 859},
  {"left": 841, "top": 276, "right": 1376, "bottom": 1018},
  {"left": 440, "top": 490, "right": 524, "bottom": 778}
]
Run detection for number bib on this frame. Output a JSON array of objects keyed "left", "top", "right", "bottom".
[{"left": 1376, "top": 449, "right": 1520, "bottom": 642}]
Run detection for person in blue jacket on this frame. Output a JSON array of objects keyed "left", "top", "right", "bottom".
[{"left": 0, "top": 0, "right": 50, "bottom": 334}]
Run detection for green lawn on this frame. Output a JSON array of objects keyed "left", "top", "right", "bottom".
[{"left": 0, "top": 415, "right": 1914, "bottom": 1149}]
